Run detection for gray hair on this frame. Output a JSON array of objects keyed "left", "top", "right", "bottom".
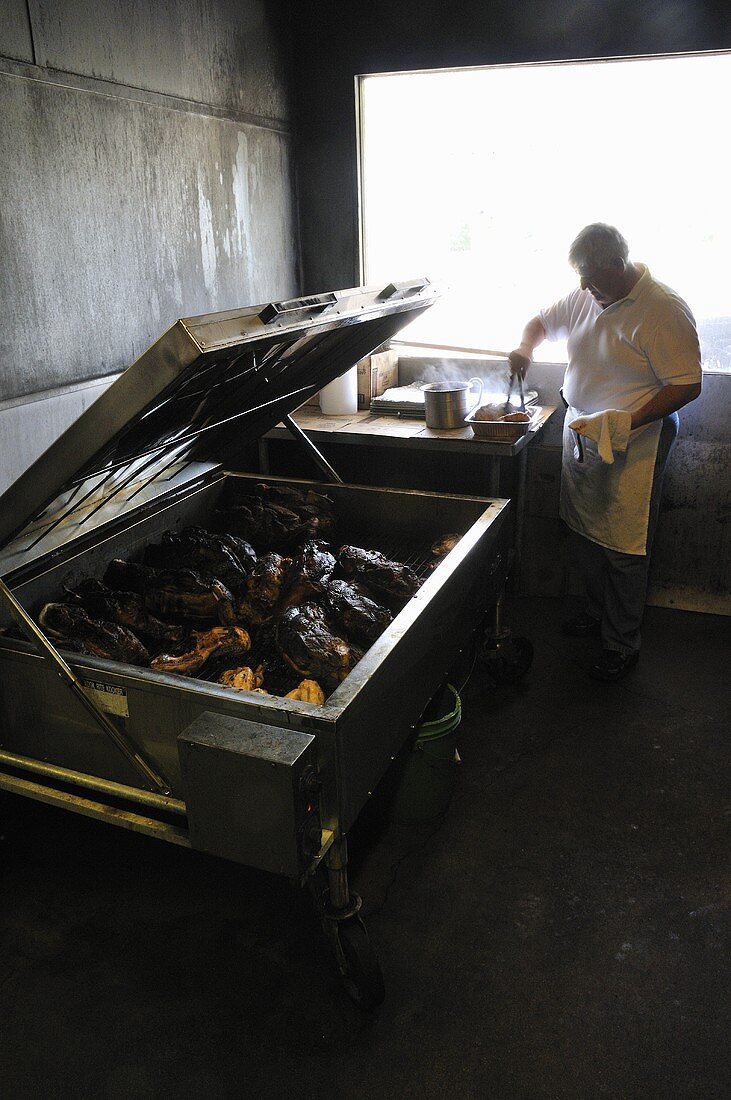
[{"left": 569, "top": 223, "right": 629, "bottom": 269}]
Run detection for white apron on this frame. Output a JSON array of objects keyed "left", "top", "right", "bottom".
[{"left": 560, "top": 406, "right": 661, "bottom": 556}]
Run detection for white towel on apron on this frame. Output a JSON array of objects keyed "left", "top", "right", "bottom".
[
  {"left": 569, "top": 409, "right": 632, "bottom": 464},
  {"left": 560, "top": 405, "right": 661, "bottom": 556}
]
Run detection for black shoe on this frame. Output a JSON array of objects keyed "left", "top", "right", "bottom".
[
  {"left": 562, "top": 613, "right": 601, "bottom": 638},
  {"left": 589, "top": 649, "right": 639, "bottom": 682}
]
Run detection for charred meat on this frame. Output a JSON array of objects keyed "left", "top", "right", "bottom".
[
  {"left": 215, "top": 495, "right": 304, "bottom": 553},
  {"left": 236, "top": 552, "right": 293, "bottom": 625},
  {"left": 69, "top": 579, "right": 185, "bottom": 645},
  {"left": 146, "top": 569, "right": 236, "bottom": 626},
  {"left": 276, "top": 604, "right": 353, "bottom": 686},
  {"left": 103, "top": 559, "right": 149, "bottom": 594},
  {"left": 217, "top": 483, "right": 336, "bottom": 550},
  {"left": 280, "top": 540, "right": 336, "bottom": 609},
  {"left": 338, "top": 545, "right": 420, "bottom": 602},
  {"left": 150, "top": 625, "right": 251, "bottom": 677},
  {"left": 149, "top": 569, "right": 236, "bottom": 625},
  {"left": 251, "top": 483, "right": 337, "bottom": 542},
  {"left": 256, "top": 651, "right": 300, "bottom": 697},
  {"left": 104, "top": 560, "right": 235, "bottom": 625},
  {"left": 38, "top": 603, "right": 149, "bottom": 665},
  {"left": 322, "top": 578, "right": 392, "bottom": 645},
  {"left": 143, "top": 527, "right": 255, "bottom": 594}
]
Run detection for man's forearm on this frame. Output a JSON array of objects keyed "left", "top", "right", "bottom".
[
  {"left": 630, "top": 382, "right": 702, "bottom": 430},
  {"left": 516, "top": 316, "right": 547, "bottom": 357},
  {"left": 508, "top": 316, "right": 547, "bottom": 375}
]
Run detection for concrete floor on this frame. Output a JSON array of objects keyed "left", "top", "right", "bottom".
[{"left": 1, "top": 597, "right": 729, "bottom": 1099}]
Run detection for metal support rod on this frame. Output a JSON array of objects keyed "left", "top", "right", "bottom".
[
  {"left": 487, "top": 456, "right": 501, "bottom": 497},
  {"left": 0, "top": 772, "right": 190, "bottom": 847},
  {"left": 512, "top": 447, "right": 529, "bottom": 591},
  {"left": 0, "top": 577, "right": 171, "bottom": 795},
  {"left": 258, "top": 438, "right": 270, "bottom": 474},
  {"left": 283, "top": 414, "right": 344, "bottom": 484},
  {"left": 0, "top": 749, "right": 186, "bottom": 815},
  {"left": 391, "top": 339, "right": 511, "bottom": 359},
  {"left": 326, "top": 835, "right": 350, "bottom": 911}
]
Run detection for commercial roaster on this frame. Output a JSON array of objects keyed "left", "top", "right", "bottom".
[{"left": 0, "top": 280, "right": 510, "bottom": 1007}]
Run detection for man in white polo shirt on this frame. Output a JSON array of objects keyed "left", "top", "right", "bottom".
[{"left": 508, "top": 223, "right": 702, "bottom": 681}]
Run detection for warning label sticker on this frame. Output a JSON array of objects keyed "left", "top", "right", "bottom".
[{"left": 82, "top": 680, "right": 129, "bottom": 718}]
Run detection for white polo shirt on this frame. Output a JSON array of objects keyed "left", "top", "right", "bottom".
[{"left": 539, "top": 264, "right": 701, "bottom": 416}]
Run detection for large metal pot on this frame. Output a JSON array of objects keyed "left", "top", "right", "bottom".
[{"left": 423, "top": 377, "right": 483, "bottom": 429}]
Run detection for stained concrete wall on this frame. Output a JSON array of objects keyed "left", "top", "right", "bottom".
[
  {"left": 0, "top": 0, "right": 298, "bottom": 492},
  {"left": 291, "top": 1, "right": 731, "bottom": 613}
]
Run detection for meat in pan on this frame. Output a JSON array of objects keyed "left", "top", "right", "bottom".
[
  {"left": 217, "top": 483, "right": 337, "bottom": 550},
  {"left": 257, "top": 651, "right": 300, "bottom": 696},
  {"left": 68, "top": 579, "right": 185, "bottom": 645},
  {"left": 103, "top": 560, "right": 236, "bottom": 625},
  {"left": 218, "top": 665, "right": 265, "bottom": 692},
  {"left": 38, "top": 603, "right": 150, "bottom": 665},
  {"left": 322, "top": 578, "right": 392, "bottom": 645},
  {"left": 280, "top": 540, "right": 337, "bottom": 610},
  {"left": 237, "top": 552, "right": 293, "bottom": 625},
  {"left": 251, "top": 483, "right": 337, "bottom": 542},
  {"left": 146, "top": 569, "right": 237, "bottom": 626},
  {"left": 423, "top": 533, "right": 462, "bottom": 576},
  {"left": 337, "top": 545, "right": 420, "bottom": 603},
  {"left": 431, "top": 534, "right": 461, "bottom": 558},
  {"left": 215, "top": 495, "right": 304, "bottom": 553},
  {"left": 143, "top": 526, "right": 255, "bottom": 594},
  {"left": 276, "top": 603, "right": 353, "bottom": 687},
  {"left": 285, "top": 679, "right": 325, "bottom": 704},
  {"left": 103, "top": 559, "right": 149, "bottom": 594},
  {"left": 150, "top": 625, "right": 251, "bottom": 677}
]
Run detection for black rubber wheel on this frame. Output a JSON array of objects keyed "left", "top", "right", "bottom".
[
  {"left": 337, "top": 918, "right": 385, "bottom": 1010},
  {"left": 482, "top": 635, "right": 534, "bottom": 685}
]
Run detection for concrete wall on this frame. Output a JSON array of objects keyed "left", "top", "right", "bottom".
[
  {"left": 0, "top": 0, "right": 298, "bottom": 493},
  {"left": 291, "top": 1, "right": 731, "bottom": 614}
]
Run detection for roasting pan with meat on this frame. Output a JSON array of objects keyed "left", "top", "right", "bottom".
[{"left": 0, "top": 282, "right": 509, "bottom": 1000}]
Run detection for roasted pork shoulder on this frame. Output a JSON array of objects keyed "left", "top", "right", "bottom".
[
  {"left": 276, "top": 603, "right": 353, "bottom": 686},
  {"left": 38, "top": 603, "right": 150, "bottom": 665},
  {"left": 143, "top": 526, "right": 255, "bottom": 593},
  {"left": 337, "top": 545, "right": 420, "bottom": 602},
  {"left": 322, "top": 578, "right": 392, "bottom": 645},
  {"left": 280, "top": 540, "right": 336, "bottom": 609},
  {"left": 150, "top": 625, "right": 251, "bottom": 677}
]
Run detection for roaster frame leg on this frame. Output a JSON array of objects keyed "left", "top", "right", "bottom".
[{"left": 311, "top": 833, "right": 385, "bottom": 1009}]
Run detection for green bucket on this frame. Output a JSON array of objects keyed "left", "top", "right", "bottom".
[{"left": 391, "top": 685, "right": 461, "bottom": 824}]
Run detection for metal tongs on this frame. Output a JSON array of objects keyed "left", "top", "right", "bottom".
[{"left": 504, "top": 367, "right": 527, "bottom": 414}]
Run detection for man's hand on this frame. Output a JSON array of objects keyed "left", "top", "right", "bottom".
[
  {"left": 508, "top": 349, "right": 531, "bottom": 379},
  {"left": 508, "top": 317, "right": 547, "bottom": 378}
]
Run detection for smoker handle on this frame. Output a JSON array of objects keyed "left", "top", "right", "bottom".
[
  {"left": 258, "top": 293, "right": 338, "bottom": 325},
  {"left": 0, "top": 577, "right": 171, "bottom": 796}
]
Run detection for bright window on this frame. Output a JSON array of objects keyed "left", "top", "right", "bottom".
[{"left": 358, "top": 52, "right": 731, "bottom": 372}]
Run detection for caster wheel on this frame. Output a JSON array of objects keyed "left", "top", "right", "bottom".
[
  {"left": 337, "top": 917, "right": 385, "bottom": 1010},
  {"left": 482, "top": 635, "right": 534, "bottom": 685}
]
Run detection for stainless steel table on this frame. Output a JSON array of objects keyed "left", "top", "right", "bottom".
[{"left": 260, "top": 406, "right": 556, "bottom": 583}]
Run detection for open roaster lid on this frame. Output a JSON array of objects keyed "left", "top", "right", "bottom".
[{"left": 0, "top": 280, "right": 437, "bottom": 572}]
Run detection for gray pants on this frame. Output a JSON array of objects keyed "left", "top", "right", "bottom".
[{"left": 571, "top": 414, "right": 678, "bottom": 655}]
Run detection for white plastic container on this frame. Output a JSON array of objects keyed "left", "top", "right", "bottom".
[{"left": 319, "top": 367, "right": 358, "bottom": 415}]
